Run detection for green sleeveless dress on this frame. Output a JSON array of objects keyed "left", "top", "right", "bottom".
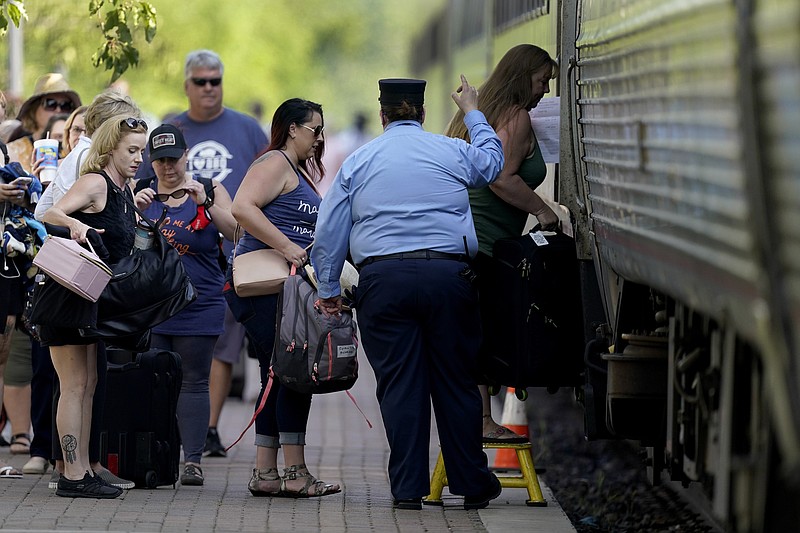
[{"left": 469, "top": 134, "right": 546, "bottom": 256}]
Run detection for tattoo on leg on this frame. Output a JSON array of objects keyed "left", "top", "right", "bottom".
[{"left": 62, "top": 434, "right": 78, "bottom": 464}]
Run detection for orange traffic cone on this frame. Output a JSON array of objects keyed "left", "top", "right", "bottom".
[{"left": 492, "top": 387, "right": 530, "bottom": 470}]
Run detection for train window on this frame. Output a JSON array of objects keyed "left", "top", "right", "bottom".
[
  {"left": 411, "top": 12, "right": 445, "bottom": 73},
  {"left": 495, "top": 0, "right": 549, "bottom": 32},
  {"left": 454, "top": 0, "right": 485, "bottom": 47}
]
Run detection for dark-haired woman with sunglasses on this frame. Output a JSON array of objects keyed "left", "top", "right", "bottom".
[
  {"left": 39, "top": 114, "right": 147, "bottom": 499},
  {"left": 134, "top": 123, "right": 235, "bottom": 487},
  {"left": 225, "top": 98, "right": 340, "bottom": 498}
]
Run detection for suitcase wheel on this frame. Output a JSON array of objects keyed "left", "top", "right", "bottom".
[{"left": 145, "top": 470, "right": 158, "bottom": 489}]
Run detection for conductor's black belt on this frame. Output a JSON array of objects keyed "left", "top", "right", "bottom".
[{"left": 358, "top": 249, "right": 467, "bottom": 268}]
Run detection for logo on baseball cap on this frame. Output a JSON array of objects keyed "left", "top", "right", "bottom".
[{"left": 149, "top": 124, "right": 187, "bottom": 161}]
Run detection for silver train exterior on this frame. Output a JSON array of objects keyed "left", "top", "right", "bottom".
[{"left": 413, "top": 1, "right": 799, "bottom": 531}]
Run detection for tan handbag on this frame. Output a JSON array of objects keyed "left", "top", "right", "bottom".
[{"left": 231, "top": 225, "right": 291, "bottom": 297}]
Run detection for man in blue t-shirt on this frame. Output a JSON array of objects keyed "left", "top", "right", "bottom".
[{"left": 137, "top": 49, "right": 268, "bottom": 458}]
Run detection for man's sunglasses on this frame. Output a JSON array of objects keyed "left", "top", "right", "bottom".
[
  {"left": 298, "top": 123, "right": 325, "bottom": 137},
  {"left": 190, "top": 77, "right": 222, "bottom": 87},
  {"left": 42, "top": 98, "right": 75, "bottom": 112},
  {"left": 121, "top": 117, "right": 148, "bottom": 131}
]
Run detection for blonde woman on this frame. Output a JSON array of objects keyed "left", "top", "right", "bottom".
[{"left": 41, "top": 115, "right": 147, "bottom": 498}]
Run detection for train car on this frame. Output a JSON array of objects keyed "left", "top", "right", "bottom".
[{"left": 411, "top": 1, "right": 800, "bottom": 531}]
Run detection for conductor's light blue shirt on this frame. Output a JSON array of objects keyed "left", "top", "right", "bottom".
[{"left": 311, "top": 109, "right": 504, "bottom": 298}]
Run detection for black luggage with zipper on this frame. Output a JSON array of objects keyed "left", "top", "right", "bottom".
[
  {"left": 100, "top": 348, "right": 181, "bottom": 488},
  {"left": 478, "top": 229, "right": 584, "bottom": 392}
]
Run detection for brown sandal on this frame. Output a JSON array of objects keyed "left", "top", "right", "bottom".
[
  {"left": 280, "top": 464, "right": 341, "bottom": 498},
  {"left": 248, "top": 467, "right": 281, "bottom": 496},
  {"left": 10, "top": 433, "right": 31, "bottom": 455}
]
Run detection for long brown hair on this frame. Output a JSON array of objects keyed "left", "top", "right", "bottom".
[{"left": 444, "top": 44, "right": 558, "bottom": 141}]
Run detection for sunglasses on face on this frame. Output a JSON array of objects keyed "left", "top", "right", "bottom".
[
  {"left": 190, "top": 77, "right": 222, "bottom": 87},
  {"left": 121, "top": 117, "right": 148, "bottom": 131},
  {"left": 298, "top": 123, "right": 324, "bottom": 137},
  {"left": 42, "top": 98, "right": 75, "bottom": 112}
]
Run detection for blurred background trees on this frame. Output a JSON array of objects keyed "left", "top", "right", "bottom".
[{"left": 0, "top": 0, "right": 446, "bottom": 134}]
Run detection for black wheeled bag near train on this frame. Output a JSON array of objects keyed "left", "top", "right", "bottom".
[
  {"left": 478, "top": 229, "right": 584, "bottom": 392},
  {"left": 100, "top": 349, "right": 182, "bottom": 488}
]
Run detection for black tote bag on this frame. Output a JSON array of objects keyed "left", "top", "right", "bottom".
[{"left": 79, "top": 183, "right": 197, "bottom": 340}]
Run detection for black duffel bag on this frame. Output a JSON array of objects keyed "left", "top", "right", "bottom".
[{"left": 79, "top": 188, "right": 197, "bottom": 340}]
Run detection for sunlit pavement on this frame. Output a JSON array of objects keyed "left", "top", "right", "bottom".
[{"left": 0, "top": 352, "right": 574, "bottom": 532}]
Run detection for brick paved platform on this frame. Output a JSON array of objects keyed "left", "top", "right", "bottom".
[{"left": 0, "top": 358, "right": 574, "bottom": 532}]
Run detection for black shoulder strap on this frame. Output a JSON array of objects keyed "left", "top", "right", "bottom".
[
  {"left": 277, "top": 150, "right": 320, "bottom": 197},
  {"left": 277, "top": 150, "right": 299, "bottom": 175},
  {"left": 197, "top": 177, "right": 215, "bottom": 202},
  {"left": 98, "top": 170, "right": 166, "bottom": 230},
  {"left": 133, "top": 176, "right": 156, "bottom": 194}
]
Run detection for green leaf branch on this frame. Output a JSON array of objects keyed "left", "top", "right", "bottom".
[
  {"left": 90, "top": 0, "right": 158, "bottom": 82},
  {"left": 0, "top": 0, "right": 157, "bottom": 82}
]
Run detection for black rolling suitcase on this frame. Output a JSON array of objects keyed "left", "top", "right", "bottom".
[
  {"left": 100, "top": 349, "right": 182, "bottom": 488},
  {"left": 478, "top": 229, "right": 584, "bottom": 392}
]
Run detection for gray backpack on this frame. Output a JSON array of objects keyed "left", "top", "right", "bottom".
[{"left": 271, "top": 271, "right": 358, "bottom": 394}]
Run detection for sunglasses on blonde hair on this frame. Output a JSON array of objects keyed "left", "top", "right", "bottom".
[{"left": 120, "top": 117, "right": 148, "bottom": 131}]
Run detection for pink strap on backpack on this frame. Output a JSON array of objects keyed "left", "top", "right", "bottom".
[{"left": 226, "top": 371, "right": 372, "bottom": 452}]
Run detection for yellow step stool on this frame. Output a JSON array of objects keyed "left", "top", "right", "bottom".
[{"left": 423, "top": 442, "right": 547, "bottom": 507}]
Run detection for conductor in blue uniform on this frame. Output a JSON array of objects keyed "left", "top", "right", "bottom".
[{"left": 311, "top": 76, "right": 504, "bottom": 510}]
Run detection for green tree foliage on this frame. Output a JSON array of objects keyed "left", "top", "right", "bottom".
[
  {"left": 0, "top": 0, "right": 24, "bottom": 33},
  {"left": 1, "top": 0, "right": 446, "bottom": 134},
  {"left": 0, "top": 0, "right": 157, "bottom": 84},
  {"left": 89, "top": 0, "right": 157, "bottom": 82}
]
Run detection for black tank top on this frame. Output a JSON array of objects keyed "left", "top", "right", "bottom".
[{"left": 72, "top": 171, "right": 135, "bottom": 262}]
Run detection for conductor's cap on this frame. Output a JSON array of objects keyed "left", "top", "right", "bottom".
[{"left": 378, "top": 78, "right": 426, "bottom": 106}]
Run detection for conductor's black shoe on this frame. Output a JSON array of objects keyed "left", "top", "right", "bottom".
[
  {"left": 393, "top": 498, "right": 422, "bottom": 510},
  {"left": 204, "top": 427, "right": 227, "bottom": 458},
  {"left": 463, "top": 474, "right": 502, "bottom": 510},
  {"left": 56, "top": 471, "right": 122, "bottom": 499}
]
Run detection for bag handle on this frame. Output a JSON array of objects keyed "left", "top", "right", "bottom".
[{"left": 77, "top": 240, "right": 113, "bottom": 276}]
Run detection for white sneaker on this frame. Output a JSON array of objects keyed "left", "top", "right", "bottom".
[{"left": 22, "top": 456, "right": 50, "bottom": 474}]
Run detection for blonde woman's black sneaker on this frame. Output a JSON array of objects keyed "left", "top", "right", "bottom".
[
  {"left": 95, "top": 469, "right": 135, "bottom": 489},
  {"left": 56, "top": 471, "right": 122, "bottom": 499}
]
